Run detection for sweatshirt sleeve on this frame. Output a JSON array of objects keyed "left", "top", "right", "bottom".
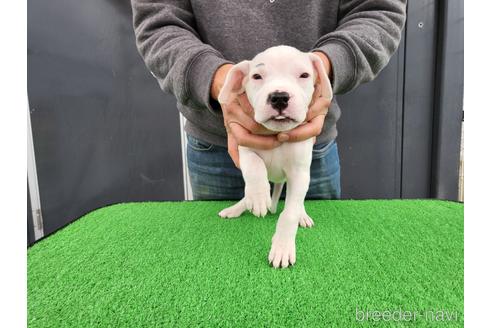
[
  {"left": 131, "top": 0, "right": 231, "bottom": 112},
  {"left": 312, "top": 0, "right": 407, "bottom": 95}
]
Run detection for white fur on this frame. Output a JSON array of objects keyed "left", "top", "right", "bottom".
[{"left": 218, "top": 46, "right": 333, "bottom": 268}]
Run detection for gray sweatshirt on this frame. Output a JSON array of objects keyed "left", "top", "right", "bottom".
[{"left": 131, "top": 0, "right": 406, "bottom": 147}]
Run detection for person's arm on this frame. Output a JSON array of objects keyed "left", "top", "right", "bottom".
[
  {"left": 280, "top": 0, "right": 406, "bottom": 143},
  {"left": 312, "top": 0, "right": 407, "bottom": 95},
  {"left": 131, "top": 0, "right": 231, "bottom": 111}
]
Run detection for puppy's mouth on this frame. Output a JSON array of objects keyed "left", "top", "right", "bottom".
[{"left": 267, "top": 115, "right": 297, "bottom": 124}]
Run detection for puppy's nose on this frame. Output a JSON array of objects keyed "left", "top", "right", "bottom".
[{"left": 267, "top": 91, "right": 290, "bottom": 112}]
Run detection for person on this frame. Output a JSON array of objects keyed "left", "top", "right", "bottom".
[{"left": 131, "top": 0, "right": 406, "bottom": 200}]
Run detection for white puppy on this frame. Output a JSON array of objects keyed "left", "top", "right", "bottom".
[{"left": 217, "top": 45, "right": 333, "bottom": 268}]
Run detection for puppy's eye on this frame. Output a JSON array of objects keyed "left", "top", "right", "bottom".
[
  {"left": 252, "top": 74, "right": 262, "bottom": 80},
  {"left": 300, "top": 73, "right": 310, "bottom": 78}
]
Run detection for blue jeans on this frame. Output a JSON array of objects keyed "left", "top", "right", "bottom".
[{"left": 186, "top": 134, "right": 341, "bottom": 200}]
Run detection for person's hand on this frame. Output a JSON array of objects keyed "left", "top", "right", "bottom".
[
  {"left": 211, "top": 64, "right": 233, "bottom": 101},
  {"left": 277, "top": 51, "right": 332, "bottom": 143},
  {"left": 211, "top": 64, "right": 281, "bottom": 168}
]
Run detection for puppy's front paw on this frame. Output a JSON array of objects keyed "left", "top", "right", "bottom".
[
  {"left": 268, "top": 234, "right": 296, "bottom": 268},
  {"left": 244, "top": 184, "right": 271, "bottom": 218}
]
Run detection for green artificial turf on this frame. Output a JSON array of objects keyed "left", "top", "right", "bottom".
[{"left": 28, "top": 200, "right": 463, "bottom": 327}]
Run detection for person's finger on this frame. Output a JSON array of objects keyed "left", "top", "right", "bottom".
[
  {"left": 227, "top": 113, "right": 271, "bottom": 135},
  {"left": 224, "top": 103, "right": 275, "bottom": 136},
  {"left": 235, "top": 95, "right": 273, "bottom": 135},
  {"left": 277, "top": 114, "right": 325, "bottom": 143},
  {"left": 251, "top": 123, "right": 277, "bottom": 135},
  {"left": 229, "top": 122, "right": 282, "bottom": 149},
  {"left": 237, "top": 93, "right": 255, "bottom": 116},
  {"left": 223, "top": 101, "right": 259, "bottom": 131},
  {"left": 224, "top": 100, "right": 256, "bottom": 129},
  {"left": 227, "top": 134, "right": 240, "bottom": 169},
  {"left": 230, "top": 111, "right": 273, "bottom": 135},
  {"left": 308, "top": 83, "right": 322, "bottom": 108},
  {"left": 305, "top": 96, "right": 331, "bottom": 122}
]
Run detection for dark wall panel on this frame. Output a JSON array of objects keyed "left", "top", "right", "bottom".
[
  {"left": 401, "top": 0, "right": 438, "bottom": 198},
  {"left": 28, "top": 0, "right": 184, "bottom": 236},
  {"left": 431, "top": 0, "right": 464, "bottom": 200},
  {"left": 336, "top": 47, "right": 404, "bottom": 199}
]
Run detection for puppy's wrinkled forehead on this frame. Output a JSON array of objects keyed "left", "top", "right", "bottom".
[{"left": 251, "top": 47, "right": 313, "bottom": 77}]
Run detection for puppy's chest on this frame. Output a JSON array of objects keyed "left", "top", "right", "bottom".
[
  {"left": 264, "top": 153, "right": 287, "bottom": 183},
  {"left": 255, "top": 139, "right": 314, "bottom": 183}
]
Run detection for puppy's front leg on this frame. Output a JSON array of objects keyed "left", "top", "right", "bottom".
[
  {"left": 269, "top": 169, "right": 309, "bottom": 268},
  {"left": 219, "top": 147, "right": 271, "bottom": 218}
]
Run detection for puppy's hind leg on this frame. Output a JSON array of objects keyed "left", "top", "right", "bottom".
[
  {"left": 269, "top": 182, "right": 284, "bottom": 214},
  {"left": 299, "top": 208, "right": 314, "bottom": 228},
  {"left": 219, "top": 199, "right": 247, "bottom": 219}
]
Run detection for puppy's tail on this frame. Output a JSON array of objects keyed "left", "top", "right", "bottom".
[{"left": 269, "top": 182, "right": 285, "bottom": 214}]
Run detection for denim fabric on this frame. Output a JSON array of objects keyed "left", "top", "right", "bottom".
[{"left": 186, "top": 134, "right": 341, "bottom": 200}]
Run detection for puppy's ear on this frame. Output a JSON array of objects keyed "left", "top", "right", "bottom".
[
  {"left": 309, "top": 53, "right": 333, "bottom": 101},
  {"left": 218, "top": 60, "right": 250, "bottom": 105}
]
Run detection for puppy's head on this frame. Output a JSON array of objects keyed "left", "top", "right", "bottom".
[{"left": 219, "top": 46, "right": 333, "bottom": 132}]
